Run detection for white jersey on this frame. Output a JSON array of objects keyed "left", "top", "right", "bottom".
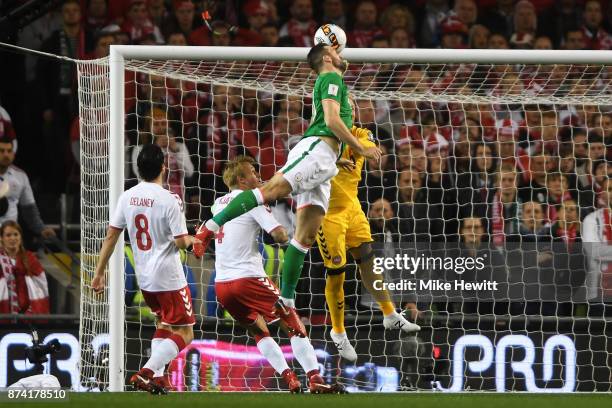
[
  {"left": 110, "top": 182, "right": 188, "bottom": 292},
  {"left": 213, "top": 190, "right": 282, "bottom": 282}
]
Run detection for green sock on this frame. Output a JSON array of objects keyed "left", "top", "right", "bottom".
[
  {"left": 211, "top": 189, "right": 259, "bottom": 226},
  {"left": 280, "top": 243, "right": 307, "bottom": 299}
]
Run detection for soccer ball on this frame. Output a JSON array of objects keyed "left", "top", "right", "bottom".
[{"left": 314, "top": 24, "right": 347, "bottom": 53}]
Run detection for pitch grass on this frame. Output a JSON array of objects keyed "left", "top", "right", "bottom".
[{"left": 13, "top": 392, "right": 612, "bottom": 408}]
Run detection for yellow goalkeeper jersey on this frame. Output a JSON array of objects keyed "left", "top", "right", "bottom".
[{"left": 328, "top": 126, "right": 376, "bottom": 211}]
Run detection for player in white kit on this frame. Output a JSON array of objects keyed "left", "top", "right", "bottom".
[
  {"left": 214, "top": 156, "right": 343, "bottom": 394},
  {"left": 92, "top": 144, "right": 197, "bottom": 394}
]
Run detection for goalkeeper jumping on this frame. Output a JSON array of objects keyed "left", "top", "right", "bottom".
[
  {"left": 194, "top": 44, "right": 381, "bottom": 318},
  {"left": 318, "top": 97, "right": 420, "bottom": 362}
]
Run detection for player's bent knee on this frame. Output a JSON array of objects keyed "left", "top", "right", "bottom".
[
  {"left": 352, "top": 243, "right": 374, "bottom": 264},
  {"left": 261, "top": 175, "right": 292, "bottom": 202},
  {"left": 247, "top": 322, "right": 271, "bottom": 343}
]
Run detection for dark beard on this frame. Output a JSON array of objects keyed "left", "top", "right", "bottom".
[{"left": 334, "top": 59, "right": 348, "bottom": 73}]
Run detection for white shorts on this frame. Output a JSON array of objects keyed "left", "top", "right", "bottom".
[{"left": 280, "top": 137, "right": 339, "bottom": 212}]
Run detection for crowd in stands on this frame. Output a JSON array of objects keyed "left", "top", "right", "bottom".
[{"left": 2, "top": 0, "right": 612, "bottom": 319}]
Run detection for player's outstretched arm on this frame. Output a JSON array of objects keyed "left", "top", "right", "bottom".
[
  {"left": 175, "top": 234, "right": 196, "bottom": 250},
  {"left": 92, "top": 227, "right": 123, "bottom": 293},
  {"left": 322, "top": 99, "right": 381, "bottom": 161}
]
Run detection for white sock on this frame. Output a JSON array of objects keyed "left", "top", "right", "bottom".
[
  {"left": 143, "top": 338, "right": 179, "bottom": 373},
  {"left": 151, "top": 338, "right": 165, "bottom": 377},
  {"left": 257, "top": 337, "right": 290, "bottom": 374},
  {"left": 290, "top": 336, "right": 319, "bottom": 373},
  {"left": 280, "top": 297, "right": 295, "bottom": 308},
  {"left": 204, "top": 219, "right": 220, "bottom": 233}
]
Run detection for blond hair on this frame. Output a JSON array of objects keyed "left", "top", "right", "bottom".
[{"left": 222, "top": 156, "right": 256, "bottom": 189}]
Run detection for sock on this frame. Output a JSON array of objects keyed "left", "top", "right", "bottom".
[
  {"left": 151, "top": 329, "right": 172, "bottom": 377},
  {"left": 290, "top": 336, "right": 319, "bottom": 373},
  {"left": 257, "top": 336, "right": 290, "bottom": 375},
  {"left": 143, "top": 334, "right": 186, "bottom": 373},
  {"left": 325, "top": 273, "right": 345, "bottom": 334},
  {"left": 151, "top": 338, "right": 164, "bottom": 377},
  {"left": 210, "top": 189, "right": 263, "bottom": 228},
  {"left": 279, "top": 297, "right": 295, "bottom": 308},
  {"left": 280, "top": 239, "right": 309, "bottom": 299},
  {"left": 378, "top": 301, "right": 396, "bottom": 317}
]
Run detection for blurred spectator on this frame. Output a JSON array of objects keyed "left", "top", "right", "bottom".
[
  {"left": 0, "top": 221, "right": 50, "bottom": 315},
  {"left": 396, "top": 167, "right": 443, "bottom": 242},
  {"left": 88, "top": 31, "right": 115, "bottom": 59},
  {"left": 551, "top": 199, "right": 581, "bottom": 247},
  {"left": 389, "top": 28, "right": 413, "bottom": 48},
  {"left": 348, "top": 0, "right": 385, "bottom": 48},
  {"left": 38, "top": 0, "right": 93, "bottom": 193},
  {"left": 380, "top": 4, "right": 415, "bottom": 39},
  {"left": 148, "top": 0, "right": 169, "bottom": 28},
  {"left": 355, "top": 99, "right": 391, "bottom": 141},
  {"left": 440, "top": 17, "right": 468, "bottom": 49},
  {"left": 210, "top": 21, "right": 233, "bottom": 46},
  {"left": 371, "top": 34, "right": 390, "bottom": 48},
  {"left": 0, "top": 137, "right": 55, "bottom": 239},
  {"left": 581, "top": 0, "right": 612, "bottom": 50},
  {"left": 456, "top": 142, "right": 498, "bottom": 219},
  {"left": 546, "top": 173, "right": 573, "bottom": 223},
  {"left": 480, "top": 0, "right": 515, "bottom": 39},
  {"left": 121, "top": 0, "right": 164, "bottom": 44},
  {"left": 279, "top": 0, "right": 317, "bottom": 47},
  {"left": 511, "top": 0, "right": 537, "bottom": 44},
  {"left": 320, "top": 0, "right": 347, "bottom": 27},
  {"left": 451, "top": 0, "right": 478, "bottom": 29},
  {"left": 519, "top": 200, "right": 549, "bottom": 241},
  {"left": 368, "top": 198, "right": 398, "bottom": 243},
  {"left": 161, "top": 0, "right": 196, "bottom": 41},
  {"left": 488, "top": 32, "right": 509, "bottom": 48},
  {"left": 132, "top": 108, "right": 194, "bottom": 198},
  {"left": 0, "top": 105, "right": 17, "bottom": 152},
  {"left": 260, "top": 24, "right": 280, "bottom": 46},
  {"left": 362, "top": 141, "right": 397, "bottom": 204},
  {"left": 167, "top": 32, "right": 188, "bottom": 46},
  {"left": 17, "top": 10, "right": 63, "bottom": 83},
  {"left": 582, "top": 177, "right": 612, "bottom": 305},
  {"left": 233, "top": 0, "right": 272, "bottom": 46},
  {"left": 521, "top": 150, "right": 552, "bottom": 203},
  {"left": 563, "top": 28, "right": 586, "bottom": 49},
  {"left": 533, "top": 35, "right": 553, "bottom": 49},
  {"left": 469, "top": 24, "right": 490, "bottom": 48},
  {"left": 538, "top": 0, "right": 582, "bottom": 48},
  {"left": 85, "top": 0, "right": 111, "bottom": 33},
  {"left": 413, "top": 0, "right": 450, "bottom": 48},
  {"left": 491, "top": 165, "right": 523, "bottom": 245}
]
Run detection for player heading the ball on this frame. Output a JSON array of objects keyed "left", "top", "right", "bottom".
[
  {"left": 194, "top": 44, "right": 382, "bottom": 317},
  {"left": 92, "top": 144, "right": 198, "bottom": 395}
]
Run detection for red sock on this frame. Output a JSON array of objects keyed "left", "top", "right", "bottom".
[
  {"left": 169, "top": 333, "right": 187, "bottom": 352},
  {"left": 153, "top": 328, "right": 172, "bottom": 340}
]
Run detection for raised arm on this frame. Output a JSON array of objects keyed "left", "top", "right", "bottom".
[{"left": 322, "top": 99, "right": 381, "bottom": 161}]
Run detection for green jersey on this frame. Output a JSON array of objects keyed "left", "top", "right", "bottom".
[{"left": 304, "top": 71, "right": 352, "bottom": 140}]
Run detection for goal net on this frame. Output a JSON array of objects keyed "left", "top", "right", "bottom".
[{"left": 78, "top": 47, "right": 612, "bottom": 392}]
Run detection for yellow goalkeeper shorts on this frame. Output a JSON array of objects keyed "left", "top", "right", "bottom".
[{"left": 316, "top": 206, "right": 372, "bottom": 269}]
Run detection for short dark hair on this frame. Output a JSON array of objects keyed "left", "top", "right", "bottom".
[
  {"left": 0, "top": 136, "right": 13, "bottom": 146},
  {"left": 307, "top": 43, "right": 329, "bottom": 73},
  {"left": 137, "top": 143, "right": 164, "bottom": 181}
]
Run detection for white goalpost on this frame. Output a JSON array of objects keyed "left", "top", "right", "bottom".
[{"left": 77, "top": 45, "right": 612, "bottom": 393}]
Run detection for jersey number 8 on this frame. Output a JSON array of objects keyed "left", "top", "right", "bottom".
[{"left": 135, "top": 214, "right": 152, "bottom": 251}]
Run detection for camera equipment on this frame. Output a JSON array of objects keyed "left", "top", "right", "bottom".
[{"left": 25, "top": 330, "right": 61, "bottom": 374}]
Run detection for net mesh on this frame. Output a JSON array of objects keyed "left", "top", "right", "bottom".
[{"left": 78, "top": 55, "right": 612, "bottom": 392}]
